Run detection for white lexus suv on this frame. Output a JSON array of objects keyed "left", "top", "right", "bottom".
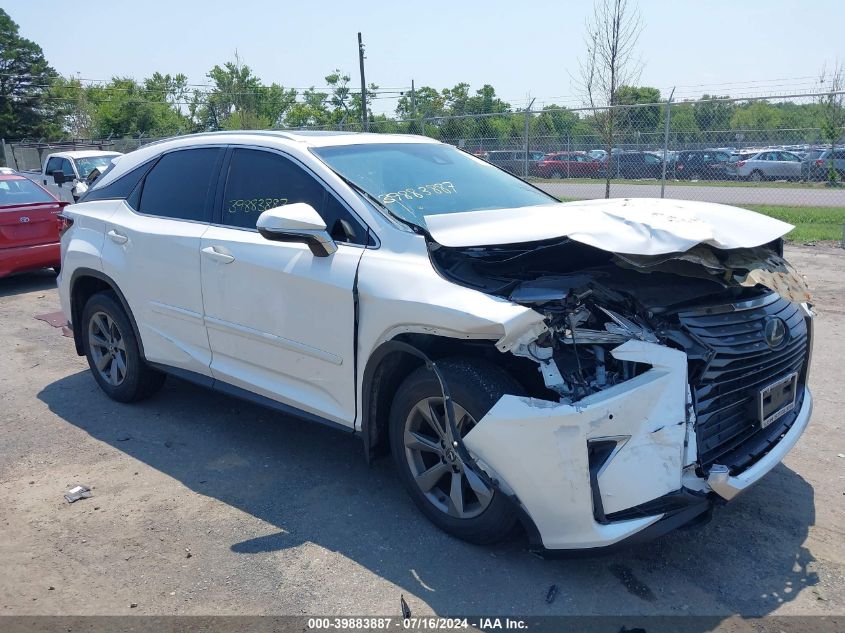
[{"left": 58, "top": 131, "right": 814, "bottom": 553}]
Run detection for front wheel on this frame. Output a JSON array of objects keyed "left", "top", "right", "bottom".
[
  {"left": 82, "top": 291, "right": 165, "bottom": 402},
  {"left": 389, "top": 358, "right": 523, "bottom": 544}
]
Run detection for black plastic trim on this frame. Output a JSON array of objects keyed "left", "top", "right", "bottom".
[
  {"left": 146, "top": 362, "right": 353, "bottom": 434},
  {"left": 68, "top": 268, "right": 145, "bottom": 358},
  {"left": 531, "top": 496, "right": 713, "bottom": 558}
]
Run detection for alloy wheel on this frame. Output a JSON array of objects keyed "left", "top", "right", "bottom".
[
  {"left": 403, "top": 397, "right": 493, "bottom": 519},
  {"left": 88, "top": 311, "right": 127, "bottom": 386}
]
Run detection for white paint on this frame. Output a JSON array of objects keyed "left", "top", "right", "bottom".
[
  {"left": 464, "top": 341, "right": 689, "bottom": 550},
  {"left": 424, "top": 197, "right": 793, "bottom": 255}
]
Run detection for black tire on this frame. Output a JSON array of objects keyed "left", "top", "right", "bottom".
[
  {"left": 749, "top": 170, "right": 765, "bottom": 182},
  {"left": 81, "top": 291, "right": 165, "bottom": 402},
  {"left": 550, "top": 170, "right": 562, "bottom": 179},
  {"left": 389, "top": 357, "right": 523, "bottom": 545}
]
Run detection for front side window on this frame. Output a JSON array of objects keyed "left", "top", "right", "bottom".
[
  {"left": 137, "top": 148, "right": 221, "bottom": 221},
  {"left": 221, "top": 149, "right": 365, "bottom": 243},
  {"left": 313, "top": 143, "right": 555, "bottom": 230},
  {"left": 45, "top": 157, "right": 62, "bottom": 175}
]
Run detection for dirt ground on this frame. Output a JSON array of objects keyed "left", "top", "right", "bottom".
[{"left": 0, "top": 244, "right": 843, "bottom": 618}]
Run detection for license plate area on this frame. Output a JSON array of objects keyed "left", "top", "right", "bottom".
[{"left": 758, "top": 372, "right": 798, "bottom": 429}]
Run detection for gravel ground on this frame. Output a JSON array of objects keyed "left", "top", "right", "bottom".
[{"left": 0, "top": 244, "right": 843, "bottom": 618}]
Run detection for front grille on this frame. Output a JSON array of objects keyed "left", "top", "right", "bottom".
[{"left": 677, "top": 293, "right": 809, "bottom": 474}]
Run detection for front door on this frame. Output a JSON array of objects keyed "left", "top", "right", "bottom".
[{"left": 200, "top": 147, "right": 370, "bottom": 426}]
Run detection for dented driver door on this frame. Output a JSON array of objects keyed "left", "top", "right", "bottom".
[{"left": 199, "top": 147, "right": 367, "bottom": 427}]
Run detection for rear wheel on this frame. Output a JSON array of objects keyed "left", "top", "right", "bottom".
[
  {"left": 749, "top": 170, "right": 764, "bottom": 182},
  {"left": 82, "top": 291, "right": 165, "bottom": 402},
  {"left": 389, "top": 358, "right": 523, "bottom": 544},
  {"left": 550, "top": 170, "right": 563, "bottom": 179}
]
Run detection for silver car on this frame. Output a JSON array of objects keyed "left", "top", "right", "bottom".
[{"left": 726, "top": 150, "right": 803, "bottom": 181}]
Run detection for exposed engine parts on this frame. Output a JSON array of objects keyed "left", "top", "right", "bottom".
[{"left": 428, "top": 236, "right": 811, "bottom": 404}]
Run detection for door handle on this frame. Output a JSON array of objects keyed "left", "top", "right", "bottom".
[
  {"left": 107, "top": 229, "right": 128, "bottom": 244},
  {"left": 201, "top": 246, "right": 235, "bottom": 264}
]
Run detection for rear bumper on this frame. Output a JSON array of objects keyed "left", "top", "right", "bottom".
[
  {"left": 0, "top": 242, "right": 59, "bottom": 277},
  {"left": 464, "top": 340, "right": 813, "bottom": 552}
]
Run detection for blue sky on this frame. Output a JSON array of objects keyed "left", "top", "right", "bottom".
[{"left": 7, "top": 0, "right": 843, "bottom": 113}]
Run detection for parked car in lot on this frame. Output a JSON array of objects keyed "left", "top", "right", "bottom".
[
  {"left": 597, "top": 151, "right": 664, "bottom": 179},
  {"left": 0, "top": 173, "right": 67, "bottom": 277},
  {"left": 802, "top": 147, "right": 845, "bottom": 181},
  {"left": 481, "top": 150, "right": 545, "bottom": 176},
  {"left": 59, "top": 131, "right": 813, "bottom": 552},
  {"left": 673, "top": 150, "right": 732, "bottom": 180},
  {"left": 533, "top": 151, "right": 602, "bottom": 178},
  {"left": 725, "top": 150, "right": 803, "bottom": 181},
  {"left": 24, "top": 150, "right": 122, "bottom": 202}
]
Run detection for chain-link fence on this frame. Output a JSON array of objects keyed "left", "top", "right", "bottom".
[{"left": 4, "top": 92, "right": 844, "bottom": 212}]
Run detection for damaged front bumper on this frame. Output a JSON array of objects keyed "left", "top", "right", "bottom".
[{"left": 463, "top": 339, "right": 813, "bottom": 552}]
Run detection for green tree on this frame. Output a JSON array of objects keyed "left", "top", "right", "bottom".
[
  {"left": 0, "top": 8, "right": 61, "bottom": 139},
  {"left": 614, "top": 85, "right": 660, "bottom": 135},
  {"left": 194, "top": 55, "right": 296, "bottom": 131},
  {"left": 396, "top": 86, "right": 444, "bottom": 120}
]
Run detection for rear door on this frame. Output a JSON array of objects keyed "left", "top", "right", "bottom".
[
  {"left": 100, "top": 147, "right": 223, "bottom": 376},
  {"left": 0, "top": 178, "right": 63, "bottom": 250},
  {"left": 777, "top": 152, "right": 801, "bottom": 178}
]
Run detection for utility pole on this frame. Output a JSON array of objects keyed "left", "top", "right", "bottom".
[
  {"left": 358, "top": 32, "right": 369, "bottom": 132},
  {"left": 411, "top": 79, "right": 418, "bottom": 133},
  {"left": 660, "top": 86, "right": 675, "bottom": 199},
  {"left": 411, "top": 79, "right": 417, "bottom": 118}
]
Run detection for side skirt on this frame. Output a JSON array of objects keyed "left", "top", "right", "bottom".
[{"left": 146, "top": 362, "right": 355, "bottom": 436}]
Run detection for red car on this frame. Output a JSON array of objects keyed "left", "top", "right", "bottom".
[
  {"left": 0, "top": 174, "right": 69, "bottom": 278},
  {"left": 534, "top": 151, "right": 602, "bottom": 178}
]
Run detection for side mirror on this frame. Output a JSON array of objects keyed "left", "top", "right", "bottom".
[
  {"left": 53, "top": 170, "right": 68, "bottom": 185},
  {"left": 256, "top": 203, "right": 337, "bottom": 257}
]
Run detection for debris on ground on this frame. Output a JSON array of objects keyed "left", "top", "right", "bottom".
[
  {"left": 545, "top": 584, "right": 559, "bottom": 604},
  {"left": 33, "top": 311, "right": 68, "bottom": 328},
  {"left": 185, "top": 548, "right": 192, "bottom": 559},
  {"left": 129, "top": 603, "right": 138, "bottom": 608},
  {"left": 63, "top": 485, "right": 92, "bottom": 503},
  {"left": 400, "top": 594, "right": 411, "bottom": 618}
]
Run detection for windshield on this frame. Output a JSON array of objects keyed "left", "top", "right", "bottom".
[
  {"left": 0, "top": 177, "right": 55, "bottom": 205},
  {"left": 312, "top": 143, "right": 555, "bottom": 228},
  {"left": 75, "top": 155, "right": 119, "bottom": 178}
]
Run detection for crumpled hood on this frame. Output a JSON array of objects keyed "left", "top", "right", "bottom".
[{"left": 424, "top": 198, "right": 793, "bottom": 255}]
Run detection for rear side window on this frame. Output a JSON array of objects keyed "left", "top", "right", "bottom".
[
  {"left": 0, "top": 178, "right": 55, "bottom": 205},
  {"left": 138, "top": 148, "right": 221, "bottom": 221}
]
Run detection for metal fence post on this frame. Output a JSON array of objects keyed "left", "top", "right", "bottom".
[
  {"left": 524, "top": 99, "right": 535, "bottom": 179},
  {"left": 660, "top": 87, "right": 675, "bottom": 199},
  {"left": 0, "top": 138, "right": 6, "bottom": 168}
]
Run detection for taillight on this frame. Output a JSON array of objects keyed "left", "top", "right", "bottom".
[
  {"left": 57, "top": 213, "right": 74, "bottom": 237},
  {"left": 815, "top": 159, "right": 825, "bottom": 166},
  {"left": 736, "top": 161, "right": 746, "bottom": 168},
  {"left": 677, "top": 164, "right": 684, "bottom": 170}
]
